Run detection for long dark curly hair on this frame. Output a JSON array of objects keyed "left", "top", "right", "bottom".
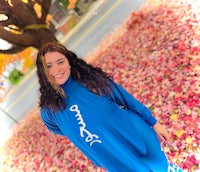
[{"left": 36, "top": 42, "right": 113, "bottom": 112}]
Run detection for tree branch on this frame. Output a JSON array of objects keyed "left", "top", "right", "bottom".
[
  {"left": 0, "top": 27, "right": 35, "bottom": 46},
  {"left": 0, "top": 45, "right": 26, "bottom": 54}
]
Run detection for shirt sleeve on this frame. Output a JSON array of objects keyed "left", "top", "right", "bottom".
[
  {"left": 40, "top": 109, "right": 65, "bottom": 136},
  {"left": 110, "top": 82, "right": 157, "bottom": 126}
]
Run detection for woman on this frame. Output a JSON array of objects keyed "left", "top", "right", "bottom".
[{"left": 36, "top": 42, "right": 182, "bottom": 172}]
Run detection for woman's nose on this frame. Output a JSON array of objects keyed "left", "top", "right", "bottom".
[{"left": 51, "top": 64, "right": 61, "bottom": 73}]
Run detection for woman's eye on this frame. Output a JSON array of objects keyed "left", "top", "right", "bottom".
[
  {"left": 58, "top": 60, "right": 64, "bottom": 64},
  {"left": 46, "top": 65, "right": 52, "bottom": 68}
]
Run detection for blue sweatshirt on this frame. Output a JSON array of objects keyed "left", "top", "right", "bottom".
[{"left": 40, "top": 76, "right": 170, "bottom": 172}]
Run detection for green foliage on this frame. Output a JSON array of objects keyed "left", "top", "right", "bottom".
[
  {"left": 56, "top": 0, "right": 69, "bottom": 8},
  {"left": 8, "top": 69, "right": 23, "bottom": 85},
  {"left": 70, "top": 19, "right": 77, "bottom": 28}
]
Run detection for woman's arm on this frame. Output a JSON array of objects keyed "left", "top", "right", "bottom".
[
  {"left": 40, "top": 109, "right": 64, "bottom": 136},
  {"left": 110, "top": 82, "right": 156, "bottom": 126},
  {"left": 111, "top": 82, "right": 171, "bottom": 140}
]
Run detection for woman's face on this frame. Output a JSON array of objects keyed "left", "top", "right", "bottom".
[{"left": 44, "top": 52, "right": 71, "bottom": 85}]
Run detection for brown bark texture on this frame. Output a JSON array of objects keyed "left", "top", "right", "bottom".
[{"left": 0, "top": 0, "right": 58, "bottom": 54}]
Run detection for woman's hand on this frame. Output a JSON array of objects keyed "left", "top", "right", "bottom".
[{"left": 153, "top": 122, "right": 171, "bottom": 141}]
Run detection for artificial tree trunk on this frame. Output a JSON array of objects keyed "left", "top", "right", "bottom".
[{"left": 0, "top": 0, "right": 58, "bottom": 54}]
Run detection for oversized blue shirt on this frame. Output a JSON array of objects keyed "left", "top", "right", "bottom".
[{"left": 40, "top": 76, "right": 170, "bottom": 172}]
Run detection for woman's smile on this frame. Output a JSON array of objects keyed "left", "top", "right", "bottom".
[{"left": 53, "top": 73, "right": 65, "bottom": 78}]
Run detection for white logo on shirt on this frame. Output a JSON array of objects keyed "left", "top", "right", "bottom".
[{"left": 69, "top": 104, "right": 102, "bottom": 146}]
